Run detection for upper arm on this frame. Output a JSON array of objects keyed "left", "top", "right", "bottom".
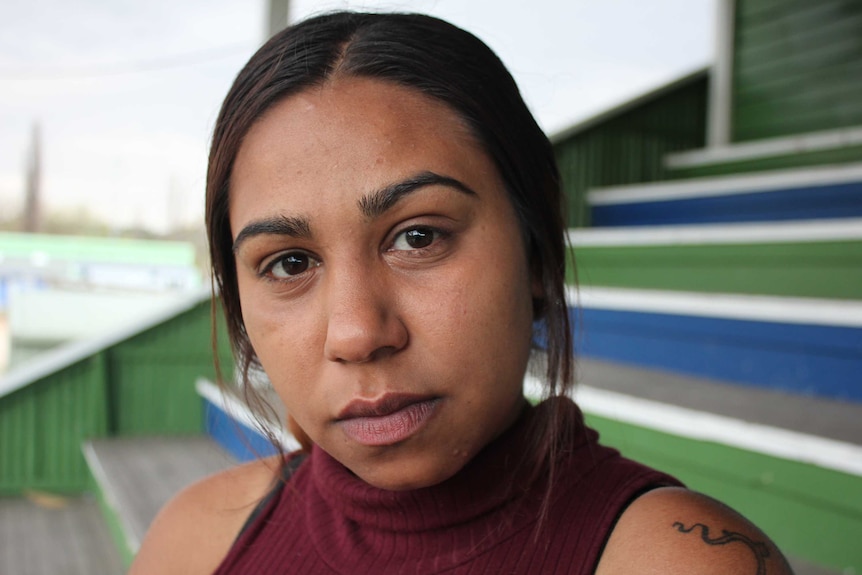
[
  {"left": 596, "top": 487, "right": 794, "bottom": 575},
  {"left": 128, "top": 458, "right": 280, "bottom": 575}
]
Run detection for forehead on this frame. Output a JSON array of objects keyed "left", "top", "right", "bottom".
[{"left": 228, "top": 77, "right": 501, "bottom": 230}]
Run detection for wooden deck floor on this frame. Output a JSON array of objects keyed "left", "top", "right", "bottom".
[
  {"left": 0, "top": 495, "right": 124, "bottom": 575},
  {"left": 84, "top": 435, "right": 235, "bottom": 554}
]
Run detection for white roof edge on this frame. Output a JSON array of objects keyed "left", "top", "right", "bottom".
[
  {"left": 566, "top": 218, "right": 862, "bottom": 246},
  {"left": 566, "top": 286, "right": 862, "bottom": 327},
  {"left": 0, "top": 288, "right": 213, "bottom": 400},
  {"left": 587, "top": 162, "right": 862, "bottom": 205},
  {"left": 665, "top": 125, "right": 862, "bottom": 169},
  {"left": 548, "top": 67, "right": 709, "bottom": 144}
]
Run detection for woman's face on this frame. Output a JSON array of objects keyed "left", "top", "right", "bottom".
[{"left": 230, "top": 77, "right": 536, "bottom": 491}]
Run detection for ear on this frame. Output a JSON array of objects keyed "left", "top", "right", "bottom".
[
  {"left": 531, "top": 274, "right": 544, "bottom": 299},
  {"left": 530, "top": 261, "right": 546, "bottom": 318}
]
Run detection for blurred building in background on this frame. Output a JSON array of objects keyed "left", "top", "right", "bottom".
[{"left": 0, "top": 232, "right": 201, "bottom": 373}]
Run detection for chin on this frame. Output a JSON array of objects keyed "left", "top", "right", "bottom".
[{"left": 354, "top": 455, "right": 464, "bottom": 492}]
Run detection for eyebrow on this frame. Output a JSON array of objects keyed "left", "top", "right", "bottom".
[
  {"left": 358, "top": 171, "right": 476, "bottom": 218},
  {"left": 233, "top": 214, "right": 311, "bottom": 252},
  {"left": 232, "top": 171, "right": 476, "bottom": 252}
]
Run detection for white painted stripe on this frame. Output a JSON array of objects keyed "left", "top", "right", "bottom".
[
  {"left": 587, "top": 162, "right": 862, "bottom": 205},
  {"left": 523, "top": 375, "right": 862, "bottom": 477},
  {"left": 666, "top": 125, "right": 862, "bottom": 169},
  {"left": 568, "top": 286, "right": 862, "bottom": 327},
  {"left": 566, "top": 218, "right": 862, "bottom": 246},
  {"left": 82, "top": 442, "right": 141, "bottom": 554},
  {"left": 195, "top": 378, "right": 301, "bottom": 452}
]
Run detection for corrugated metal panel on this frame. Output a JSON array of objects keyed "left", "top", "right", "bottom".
[
  {"left": 554, "top": 76, "right": 707, "bottom": 227},
  {"left": 733, "top": 0, "right": 862, "bottom": 141},
  {"left": 109, "top": 300, "right": 231, "bottom": 436},
  {"left": 0, "top": 299, "right": 234, "bottom": 493},
  {"left": 0, "top": 356, "right": 108, "bottom": 493}
]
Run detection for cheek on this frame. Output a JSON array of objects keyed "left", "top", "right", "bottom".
[
  {"left": 238, "top": 284, "right": 319, "bottom": 383},
  {"left": 409, "top": 255, "right": 534, "bottom": 364},
  {"left": 243, "top": 302, "right": 325, "bottom": 431}
]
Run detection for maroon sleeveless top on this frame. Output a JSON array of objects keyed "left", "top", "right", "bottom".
[{"left": 213, "top": 398, "right": 681, "bottom": 574}]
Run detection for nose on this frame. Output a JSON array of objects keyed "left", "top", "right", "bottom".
[{"left": 322, "top": 267, "right": 408, "bottom": 364}]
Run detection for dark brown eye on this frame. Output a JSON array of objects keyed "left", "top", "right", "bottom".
[
  {"left": 394, "top": 227, "right": 435, "bottom": 250},
  {"left": 269, "top": 253, "right": 319, "bottom": 279}
]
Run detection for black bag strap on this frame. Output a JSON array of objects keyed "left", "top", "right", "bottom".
[{"left": 234, "top": 452, "right": 308, "bottom": 543}]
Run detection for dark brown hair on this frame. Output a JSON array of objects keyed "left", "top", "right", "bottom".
[{"left": 206, "top": 11, "right": 573, "bottom": 483}]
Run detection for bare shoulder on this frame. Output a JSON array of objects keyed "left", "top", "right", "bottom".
[
  {"left": 128, "top": 455, "right": 283, "bottom": 575},
  {"left": 596, "top": 487, "right": 794, "bottom": 575}
]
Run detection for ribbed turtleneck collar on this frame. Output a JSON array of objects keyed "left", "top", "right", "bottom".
[
  {"left": 311, "top": 400, "right": 537, "bottom": 531},
  {"left": 300, "top": 398, "right": 593, "bottom": 573}
]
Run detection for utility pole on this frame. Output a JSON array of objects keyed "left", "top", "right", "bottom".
[
  {"left": 23, "top": 122, "right": 42, "bottom": 233},
  {"left": 266, "top": 0, "right": 291, "bottom": 39},
  {"left": 708, "top": 0, "right": 734, "bottom": 148}
]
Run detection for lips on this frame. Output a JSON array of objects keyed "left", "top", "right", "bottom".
[{"left": 336, "top": 394, "right": 441, "bottom": 447}]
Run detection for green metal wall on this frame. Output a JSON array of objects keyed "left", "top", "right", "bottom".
[
  {"left": 0, "top": 356, "right": 108, "bottom": 493},
  {"left": 571, "top": 240, "right": 862, "bottom": 299},
  {"left": 0, "top": 299, "right": 234, "bottom": 494},
  {"left": 732, "top": 0, "right": 862, "bottom": 142},
  {"left": 553, "top": 74, "right": 708, "bottom": 227},
  {"left": 108, "top": 304, "right": 231, "bottom": 435}
]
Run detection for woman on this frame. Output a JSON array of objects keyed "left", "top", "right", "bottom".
[{"left": 131, "top": 12, "right": 793, "bottom": 574}]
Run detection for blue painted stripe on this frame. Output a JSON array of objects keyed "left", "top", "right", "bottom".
[
  {"left": 204, "top": 399, "right": 279, "bottom": 462},
  {"left": 570, "top": 308, "right": 862, "bottom": 401},
  {"left": 591, "top": 181, "right": 862, "bottom": 226}
]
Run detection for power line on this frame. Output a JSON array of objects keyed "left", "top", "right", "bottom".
[{"left": 0, "top": 42, "right": 256, "bottom": 80}]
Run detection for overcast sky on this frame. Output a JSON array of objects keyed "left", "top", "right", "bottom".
[{"left": 0, "top": 0, "right": 714, "bottom": 233}]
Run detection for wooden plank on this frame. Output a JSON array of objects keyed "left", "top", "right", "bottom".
[
  {"left": 576, "top": 358, "right": 862, "bottom": 446},
  {"left": 85, "top": 436, "right": 235, "bottom": 554},
  {"left": 0, "top": 495, "right": 124, "bottom": 575}
]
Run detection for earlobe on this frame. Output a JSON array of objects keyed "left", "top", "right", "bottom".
[
  {"left": 530, "top": 262, "right": 546, "bottom": 317},
  {"left": 527, "top": 244, "right": 545, "bottom": 298},
  {"left": 531, "top": 275, "right": 544, "bottom": 299}
]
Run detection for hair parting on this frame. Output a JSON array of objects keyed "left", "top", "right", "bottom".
[{"left": 206, "top": 10, "right": 575, "bottom": 528}]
